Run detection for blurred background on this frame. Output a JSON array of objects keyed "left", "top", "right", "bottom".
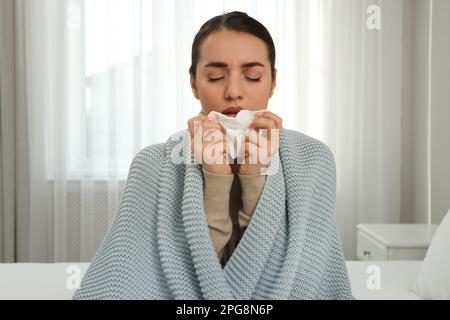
[{"left": 0, "top": 0, "right": 449, "bottom": 263}]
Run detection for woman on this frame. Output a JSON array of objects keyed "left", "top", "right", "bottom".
[{"left": 74, "top": 11, "right": 353, "bottom": 300}]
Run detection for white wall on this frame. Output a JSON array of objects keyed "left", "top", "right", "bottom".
[
  {"left": 401, "top": 0, "right": 450, "bottom": 224},
  {"left": 402, "top": 0, "right": 430, "bottom": 223},
  {"left": 430, "top": 0, "right": 450, "bottom": 224},
  {"left": 401, "top": 0, "right": 415, "bottom": 223}
]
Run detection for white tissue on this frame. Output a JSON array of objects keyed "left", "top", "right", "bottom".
[{"left": 207, "top": 109, "right": 268, "bottom": 159}]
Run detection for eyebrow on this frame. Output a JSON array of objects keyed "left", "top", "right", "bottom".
[{"left": 203, "top": 61, "right": 265, "bottom": 69}]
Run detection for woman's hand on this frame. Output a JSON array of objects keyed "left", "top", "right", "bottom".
[
  {"left": 188, "top": 114, "right": 232, "bottom": 175},
  {"left": 239, "top": 111, "right": 282, "bottom": 176}
]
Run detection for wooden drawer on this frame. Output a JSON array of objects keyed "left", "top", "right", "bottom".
[
  {"left": 356, "top": 223, "right": 437, "bottom": 261},
  {"left": 357, "top": 231, "right": 387, "bottom": 260},
  {"left": 387, "top": 248, "right": 428, "bottom": 260}
]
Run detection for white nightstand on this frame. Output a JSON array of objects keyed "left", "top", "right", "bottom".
[{"left": 356, "top": 224, "right": 438, "bottom": 261}]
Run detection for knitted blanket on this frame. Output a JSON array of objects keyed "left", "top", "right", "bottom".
[{"left": 73, "top": 128, "right": 353, "bottom": 300}]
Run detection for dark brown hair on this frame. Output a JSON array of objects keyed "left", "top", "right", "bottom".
[{"left": 189, "top": 11, "right": 276, "bottom": 81}]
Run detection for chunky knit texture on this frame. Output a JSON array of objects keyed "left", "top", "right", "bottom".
[{"left": 73, "top": 128, "right": 353, "bottom": 300}]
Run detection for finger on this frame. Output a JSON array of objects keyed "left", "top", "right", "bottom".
[
  {"left": 190, "top": 116, "right": 223, "bottom": 142},
  {"left": 188, "top": 115, "right": 212, "bottom": 138},
  {"left": 204, "top": 129, "right": 226, "bottom": 147},
  {"left": 244, "top": 135, "right": 261, "bottom": 159},
  {"left": 245, "top": 129, "right": 263, "bottom": 147},
  {"left": 250, "top": 116, "right": 277, "bottom": 130},
  {"left": 245, "top": 131, "right": 274, "bottom": 165},
  {"left": 202, "top": 123, "right": 228, "bottom": 157},
  {"left": 202, "top": 121, "right": 227, "bottom": 147},
  {"left": 190, "top": 116, "right": 215, "bottom": 158},
  {"left": 250, "top": 117, "right": 277, "bottom": 141},
  {"left": 202, "top": 132, "right": 228, "bottom": 164},
  {"left": 203, "top": 140, "right": 227, "bottom": 164},
  {"left": 255, "top": 111, "right": 283, "bottom": 129},
  {"left": 202, "top": 120, "right": 225, "bottom": 134}
]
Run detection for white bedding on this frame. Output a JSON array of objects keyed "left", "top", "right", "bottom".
[
  {"left": 0, "top": 261, "right": 423, "bottom": 300},
  {"left": 0, "top": 263, "right": 90, "bottom": 300},
  {"left": 346, "top": 260, "right": 423, "bottom": 300}
]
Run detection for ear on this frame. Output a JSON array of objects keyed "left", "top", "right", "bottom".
[
  {"left": 269, "top": 68, "right": 277, "bottom": 98},
  {"left": 190, "top": 75, "right": 199, "bottom": 99}
]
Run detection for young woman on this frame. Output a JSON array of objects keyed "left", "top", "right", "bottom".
[
  {"left": 187, "top": 11, "right": 281, "bottom": 269},
  {"left": 74, "top": 11, "right": 353, "bottom": 300}
]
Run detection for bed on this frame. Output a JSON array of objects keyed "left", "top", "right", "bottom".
[
  {"left": 0, "top": 261, "right": 423, "bottom": 300},
  {"left": 346, "top": 260, "right": 422, "bottom": 299}
]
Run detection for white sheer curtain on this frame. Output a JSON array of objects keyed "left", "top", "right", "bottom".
[{"left": 9, "top": 0, "right": 406, "bottom": 262}]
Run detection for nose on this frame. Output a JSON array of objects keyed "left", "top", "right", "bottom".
[{"left": 224, "top": 73, "right": 244, "bottom": 102}]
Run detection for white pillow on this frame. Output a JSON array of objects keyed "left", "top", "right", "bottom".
[{"left": 412, "top": 209, "right": 450, "bottom": 299}]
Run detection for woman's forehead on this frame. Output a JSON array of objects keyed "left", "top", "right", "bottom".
[{"left": 198, "top": 30, "right": 269, "bottom": 66}]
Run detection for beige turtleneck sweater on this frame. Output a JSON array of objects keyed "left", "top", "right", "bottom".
[{"left": 202, "top": 163, "right": 267, "bottom": 268}]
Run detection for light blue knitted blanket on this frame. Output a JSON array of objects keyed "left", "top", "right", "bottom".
[{"left": 73, "top": 128, "right": 353, "bottom": 300}]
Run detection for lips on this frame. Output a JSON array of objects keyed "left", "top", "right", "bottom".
[{"left": 222, "top": 106, "right": 243, "bottom": 117}]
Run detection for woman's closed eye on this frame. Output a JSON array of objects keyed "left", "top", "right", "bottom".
[{"left": 208, "top": 76, "right": 261, "bottom": 82}]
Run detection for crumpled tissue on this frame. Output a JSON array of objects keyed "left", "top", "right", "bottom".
[{"left": 207, "top": 109, "right": 268, "bottom": 159}]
